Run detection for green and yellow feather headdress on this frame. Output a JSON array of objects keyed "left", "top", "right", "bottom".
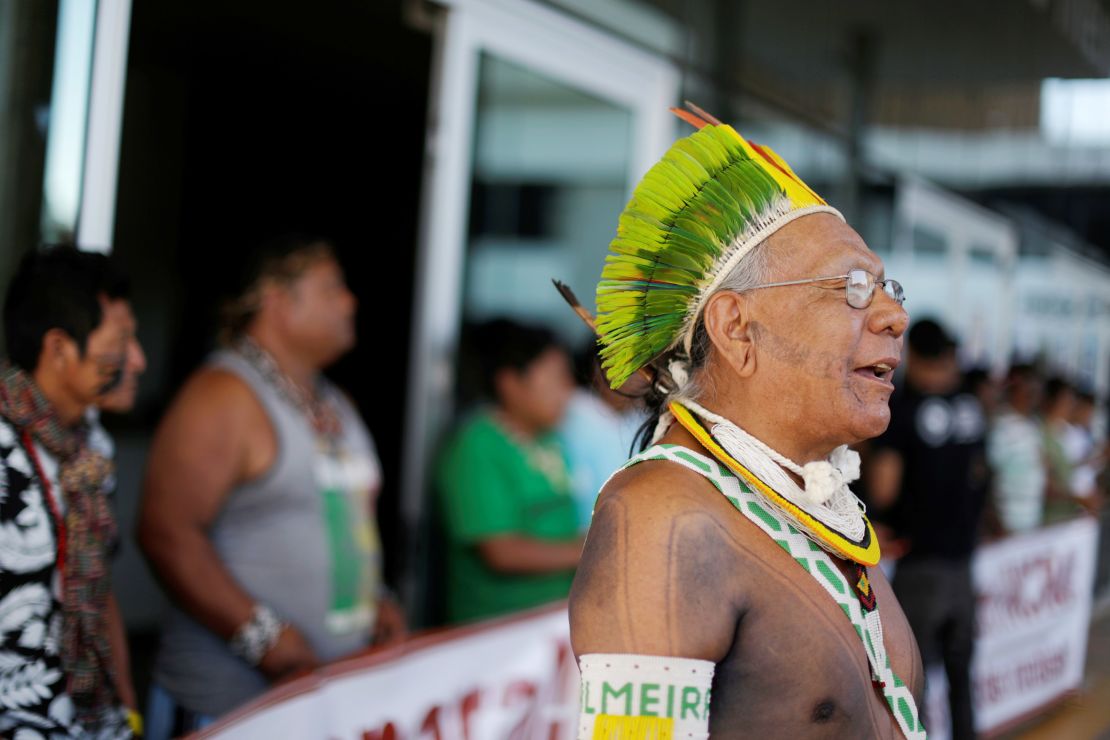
[{"left": 594, "top": 106, "right": 843, "bottom": 389}]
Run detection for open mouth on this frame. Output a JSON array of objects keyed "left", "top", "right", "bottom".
[{"left": 854, "top": 360, "right": 896, "bottom": 385}]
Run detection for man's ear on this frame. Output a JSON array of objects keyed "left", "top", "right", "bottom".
[
  {"left": 256, "top": 279, "right": 285, "bottom": 316},
  {"left": 702, "top": 291, "right": 756, "bottom": 379},
  {"left": 492, "top": 366, "right": 519, "bottom": 406},
  {"left": 37, "top": 328, "right": 79, "bottom": 373}
]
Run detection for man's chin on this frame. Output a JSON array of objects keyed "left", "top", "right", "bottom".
[
  {"left": 335, "top": 325, "right": 356, "bottom": 351},
  {"left": 319, "top": 340, "right": 356, "bottom": 368},
  {"left": 856, "top": 408, "right": 892, "bottom": 440},
  {"left": 99, "top": 388, "right": 139, "bottom": 415},
  {"left": 336, "top": 334, "right": 357, "bottom": 358}
]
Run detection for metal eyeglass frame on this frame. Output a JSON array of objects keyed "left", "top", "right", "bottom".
[{"left": 746, "top": 268, "right": 905, "bottom": 308}]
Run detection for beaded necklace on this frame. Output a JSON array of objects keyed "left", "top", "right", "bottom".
[
  {"left": 668, "top": 399, "right": 880, "bottom": 566},
  {"left": 491, "top": 409, "right": 570, "bottom": 493},
  {"left": 234, "top": 336, "right": 343, "bottom": 447}
]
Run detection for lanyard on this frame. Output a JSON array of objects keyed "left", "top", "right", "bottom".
[{"left": 23, "top": 432, "right": 66, "bottom": 587}]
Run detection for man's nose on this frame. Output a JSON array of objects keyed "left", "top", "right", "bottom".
[
  {"left": 869, "top": 290, "right": 909, "bottom": 338},
  {"left": 131, "top": 339, "right": 148, "bottom": 374}
]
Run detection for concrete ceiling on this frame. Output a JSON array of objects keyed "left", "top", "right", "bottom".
[{"left": 737, "top": 0, "right": 1108, "bottom": 87}]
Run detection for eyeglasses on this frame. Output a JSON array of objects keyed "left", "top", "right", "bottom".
[{"left": 747, "top": 268, "right": 905, "bottom": 309}]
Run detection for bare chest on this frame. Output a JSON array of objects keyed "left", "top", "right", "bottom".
[{"left": 708, "top": 523, "right": 922, "bottom": 738}]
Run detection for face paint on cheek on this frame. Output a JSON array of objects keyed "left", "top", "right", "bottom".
[
  {"left": 840, "top": 375, "right": 894, "bottom": 436},
  {"left": 97, "top": 365, "right": 125, "bottom": 396},
  {"left": 749, "top": 321, "right": 844, "bottom": 380},
  {"left": 842, "top": 376, "right": 869, "bottom": 408}
]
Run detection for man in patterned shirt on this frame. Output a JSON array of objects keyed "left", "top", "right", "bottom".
[{"left": 0, "top": 246, "right": 140, "bottom": 738}]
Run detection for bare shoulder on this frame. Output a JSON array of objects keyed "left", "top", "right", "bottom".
[
  {"left": 589, "top": 455, "right": 763, "bottom": 559},
  {"left": 570, "top": 454, "right": 746, "bottom": 662},
  {"left": 174, "top": 366, "right": 259, "bottom": 408},
  {"left": 143, "top": 367, "right": 273, "bottom": 520},
  {"left": 148, "top": 367, "right": 271, "bottom": 466},
  {"left": 159, "top": 367, "right": 266, "bottom": 429},
  {"left": 601, "top": 455, "right": 717, "bottom": 503}
]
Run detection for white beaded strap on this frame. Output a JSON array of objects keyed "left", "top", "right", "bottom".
[{"left": 608, "top": 443, "right": 924, "bottom": 739}]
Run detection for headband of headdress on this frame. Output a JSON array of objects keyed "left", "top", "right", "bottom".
[{"left": 595, "top": 106, "right": 843, "bottom": 390}]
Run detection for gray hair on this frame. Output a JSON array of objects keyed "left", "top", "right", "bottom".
[{"left": 666, "top": 238, "right": 777, "bottom": 402}]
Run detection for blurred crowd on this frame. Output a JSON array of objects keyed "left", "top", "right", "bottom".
[
  {"left": 0, "top": 238, "right": 1104, "bottom": 738},
  {"left": 855, "top": 318, "right": 1106, "bottom": 739},
  {"left": 0, "top": 238, "right": 646, "bottom": 738},
  {"left": 863, "top": 319, "right": 1104, "bottom": 544}
]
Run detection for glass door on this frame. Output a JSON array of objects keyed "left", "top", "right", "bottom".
[
  {"left": 463, "top": 53, "right": 633, "bottom": 339},
  {"left": 402, "top": 0, "right": 679, "bottom": 609}
]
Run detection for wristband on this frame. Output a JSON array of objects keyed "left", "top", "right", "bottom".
[
  {"left": 126, "top": 708, "right": 143, "bottom": 736},
  {"left": 229, "top": 604, "right": 286, "bottom": 666},
  {"left": 578, "top": 653, "right": 715, "bottom": 739}
]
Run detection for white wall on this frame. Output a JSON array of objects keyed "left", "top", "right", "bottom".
[{"left": 889, "top": 178, "right": 1110, "bottom": 393}]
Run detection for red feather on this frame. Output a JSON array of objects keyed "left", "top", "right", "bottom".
[{"left": 670, "top": 107, "right": 710, "bottom": 130}]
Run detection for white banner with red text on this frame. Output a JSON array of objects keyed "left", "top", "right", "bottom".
[
  {"left": 923, "top": 516, "right": 1100, "bottom": 738},
  {"left": 195, "top": 605, "right": 580, "bottom": 740},
  {"left": 197, "top": 519, "right": 1098, "bottom": 740}
]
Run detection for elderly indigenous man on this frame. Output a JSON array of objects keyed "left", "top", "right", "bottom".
[
  {"left": 0, "top": 246, "right": 139, "bottom": 738},
  {"left": 139, "top": 236, "right": 404, "bottom": 735},
  {"left": 568, "top": 108, "right": 923, "bottom": 739}
]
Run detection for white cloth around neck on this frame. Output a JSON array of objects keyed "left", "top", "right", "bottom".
[{"left": 675, "top": 397, "right": 866, "bottom": 541}]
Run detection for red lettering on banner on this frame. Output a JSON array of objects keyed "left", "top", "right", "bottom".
[
  {"left": 460, "top": 688, "right": 481, "bottom": 740},
  {"left": 363, "top": 722, "right": 399, "bottom": 740},
  {"left": 361, "top": 687, "right": 484, "bottom": 740},
  {"left": 977, "top": 552, "right": 1076, "bottom": 632},
  {"left": 504, "top": 680, "right": 539, "bottom": 740},
  {"left": 419, "top": 705, "right": 442, "bottom": 740},
  {"left": 547, "top": 641, "right": 575, "bottom": 740},
  {"left": 979, "top": 673, "right": 1003, "bottom": 704},
  {"left": 1016, "top": 651, "right": 1066, "bottom": 690},
  {"left": 351, "top": 633, "right": 576, "bottom": 740},
  {"left": 974, "top": 647, "right": 1069, "bottom": 705},
  {"left": 504, "top": 679, "right": 539, "bottom": 706}
]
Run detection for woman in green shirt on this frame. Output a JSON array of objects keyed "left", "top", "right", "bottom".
[{"left": 437, "top": 319, "right": 583, "bottom": 623}]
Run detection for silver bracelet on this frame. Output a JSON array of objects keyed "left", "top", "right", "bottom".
[{"left": 229, "top": 604, "right": 286, "bottom": 666}]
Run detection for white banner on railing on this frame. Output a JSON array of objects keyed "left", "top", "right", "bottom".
[
  {"left": 199, "top": 520, "right": 1098, "bottom": 740},
  {"left": 925, "top": 516, "right": 1100, "bottom": 738},
  {"left": 974, "top": 516, "right": 1099, "bottom": 732},
  {"left": 197, "top": 606, "right": 580, "bottom": 740}
]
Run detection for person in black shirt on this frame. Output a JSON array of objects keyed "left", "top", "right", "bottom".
[{"left": 868, "top": 319, "right": 989, "bottom": 740}]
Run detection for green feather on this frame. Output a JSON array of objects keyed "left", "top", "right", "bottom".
[{"left": 595, "top": 124, "right": 786, "bottom": 389}]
